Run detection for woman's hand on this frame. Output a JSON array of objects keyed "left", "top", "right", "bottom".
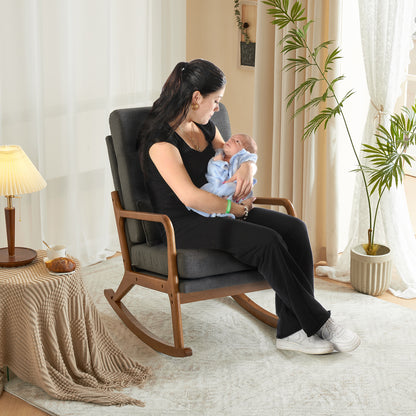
[
  {"left": 225, "top": 161, "right": 256, "bottom": 201},
  {"left": 231, "top": 196, "right": 256, "bottom": 219},
  {"left": 240, "top": 197, "right": 256, "bottom": 212}
]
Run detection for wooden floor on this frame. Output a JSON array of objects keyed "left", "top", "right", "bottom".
[
  {"left": 2, "top": 175, "right": 416, "bottom": 415},
  {"left": 0, "top": 393, "right": 48, "bottom": 416}
]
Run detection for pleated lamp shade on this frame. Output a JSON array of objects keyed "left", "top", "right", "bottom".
[{"left": 0, "top": 145, "right": 46, "bottom": 196}]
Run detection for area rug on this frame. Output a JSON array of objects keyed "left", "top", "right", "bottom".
[{"left": 4, "top": 256, "right": 416, "bottom": 416}]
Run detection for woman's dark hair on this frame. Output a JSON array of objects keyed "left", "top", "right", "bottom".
[{"left": 139, "top": 59, "right": 226, "bottom": 162}]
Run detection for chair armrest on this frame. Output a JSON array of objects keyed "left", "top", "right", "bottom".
[
  {"left": 118, "top": 207, "right": 175, "bottom": 243},
  {"left": 254, "top": 197, "right": 296, "bottom": 217},
  {"left": 111, "top": 191, "right": 179, "bottom": 289}
]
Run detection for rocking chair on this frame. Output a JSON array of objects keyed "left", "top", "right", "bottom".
[{"left": 105, "top": 103, "right": 296, "bottom": 357}]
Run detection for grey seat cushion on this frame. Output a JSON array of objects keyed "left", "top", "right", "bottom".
[
  {"left": 130, "top": 243, "right": 254, "bottom": 279},
  {"left": 179, "top": 269, "right": 266, "bottom": 293}
]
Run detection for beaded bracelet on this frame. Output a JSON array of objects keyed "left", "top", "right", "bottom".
[
  {"left": 226, "top": 199, "right": 232, "bottom": 214},
  {"left": 241, "top": 204, "right": 249, "bottom": 221}
]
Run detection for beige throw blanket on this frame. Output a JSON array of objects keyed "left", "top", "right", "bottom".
[{"left": 0, "top": 251, "right": 150, "bottom": 406}]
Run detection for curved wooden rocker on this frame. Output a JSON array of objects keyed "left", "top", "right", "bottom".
[{"left": 105, "top": 191, "right": 296, "bottom": 357}]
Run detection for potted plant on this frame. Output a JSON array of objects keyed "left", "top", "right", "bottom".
[{"left": 263, "top": 0, "right": 416, "bottom": 295}]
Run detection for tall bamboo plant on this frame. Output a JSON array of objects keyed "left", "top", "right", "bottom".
[{"left": 263, "top": 0, "right": 416, "bottom": 255}]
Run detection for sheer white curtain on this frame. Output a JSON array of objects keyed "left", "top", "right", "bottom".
[
  {"left": 320, "top": 0, "right": 416, "bottom": 298},
  {"left": 253, "top": 0, "right": 342, "bottom": 265},
  {"left": 0, "top": 0, "right": 186, "bottom": 265}
]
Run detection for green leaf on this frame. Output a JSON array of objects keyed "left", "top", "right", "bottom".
[
  {"left": 312, "top": 40, "right": 334, "bottom": 59},
  {"left": 338, "top": 89, "right": 355, "bottom": 106},
  {"left": 282, "top": 0, "right": 290, "bottom": 12},
  {"left": 283, "top": 56, "right": 312, "bottom": 73},
  {"left": 292, "top": 95, "right": 326, "bottom": 116},
  {"left": 291, "top": 2, "right": 306, "bottom": 22},
  {"left": 324, "top": 47, "right": 342, "bottom": 73},
  {"left": 286, "top": 77, "right": 322, "bottom": 106}
]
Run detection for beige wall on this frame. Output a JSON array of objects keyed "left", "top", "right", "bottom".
[{"left": 186, "top": 0, "right": 255, "bottom": 136}]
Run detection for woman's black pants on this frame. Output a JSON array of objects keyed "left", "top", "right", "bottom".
[{"left": 171, "top": 207, "right": 330, "bottom": 339}]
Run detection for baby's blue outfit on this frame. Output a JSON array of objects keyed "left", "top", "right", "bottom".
[{"left": 189, "top": 148, "right": 257, "bottom": 218}]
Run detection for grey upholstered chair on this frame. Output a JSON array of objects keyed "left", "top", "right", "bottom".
[{"left": 105, "top": 103, "right": 296, "bottom": 357}]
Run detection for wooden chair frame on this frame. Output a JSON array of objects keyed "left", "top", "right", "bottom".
[{"left": 105, "top": 190, "right": 296, "bottom": 357}]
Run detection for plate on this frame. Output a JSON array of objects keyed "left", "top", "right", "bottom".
[
  {"left": 47, "top": 270, "right": 76, "bottom": 276},
  {"left": 43, "top": 257, "right": 76, "bottom": 276}
]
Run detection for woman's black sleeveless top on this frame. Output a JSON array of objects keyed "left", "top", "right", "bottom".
[{"left": 143, "top": 120, "right": 216, "bottom": 219}]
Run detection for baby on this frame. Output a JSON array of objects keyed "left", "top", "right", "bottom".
[{"left": 189, "top": 133, "right": 257, "bottom": 218}]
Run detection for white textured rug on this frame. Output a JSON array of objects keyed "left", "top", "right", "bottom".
[{"left": 5, "top": 256, "right": 416, "bottom": 416}]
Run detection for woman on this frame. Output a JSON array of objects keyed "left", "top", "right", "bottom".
[{"left": 140, "top": 59, "right": 360, "bottom": 355}]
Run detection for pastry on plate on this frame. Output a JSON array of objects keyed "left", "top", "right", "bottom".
[{"left": 45, "top": 257, "right": 76, "bottom": 273}]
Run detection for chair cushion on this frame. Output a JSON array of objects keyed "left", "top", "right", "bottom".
[
  {"left": 109, "top": 108, "right": 152, "bottom": 245},
  {"left": 130, "top": 244, "right": 254, "bottom": 279},
  {"left": 211, "top": 103, "right": 232, "bottom": 140},
  {"left": 179, "top": 269, "right": 266, "bottom": 293},
  {"left": 136, "top": 201, "right": 162, "bottom": 246}
]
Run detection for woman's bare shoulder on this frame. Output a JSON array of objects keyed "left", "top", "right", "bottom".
[
  {"left": 149, "top": 141, "right": 182, "bottom": 165},
  {"left": 149, "top": 141, "right": 178, "bottom": 154}
]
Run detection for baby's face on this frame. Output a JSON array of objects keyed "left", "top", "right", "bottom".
[{"left": 223, "top": 135, "right": 245, "bottom": 157}]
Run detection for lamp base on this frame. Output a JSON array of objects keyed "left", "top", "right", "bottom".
[{"left": 0, "top": 247, "right": 37, "bottom": 267}]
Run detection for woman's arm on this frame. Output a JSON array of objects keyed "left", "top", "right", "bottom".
[{"left": 149, "top": 141, "right": 251, "bottom": 217}]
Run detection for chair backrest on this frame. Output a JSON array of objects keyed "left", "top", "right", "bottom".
[{"left": 106, "top": 102, "right": 232, "bottom": 246}]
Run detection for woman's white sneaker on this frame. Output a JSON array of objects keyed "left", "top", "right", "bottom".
[
  {"left": 317, "top": 318, "right": 361, "bottom": 352},
  {"left": 276, "top": 329, "right": 334, "bottom": 355}
]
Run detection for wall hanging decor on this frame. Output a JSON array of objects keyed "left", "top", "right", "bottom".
[{"left": 234, "top": 0, "right": 257, "bottom": 67}]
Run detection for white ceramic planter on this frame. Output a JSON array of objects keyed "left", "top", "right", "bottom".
[{"left": 350, "top": 244, "right": 392, "bottom": 296}]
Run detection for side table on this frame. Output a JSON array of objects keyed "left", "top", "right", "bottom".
[{"left": 0, "top": 250, "right": 150, "bottom": 406}]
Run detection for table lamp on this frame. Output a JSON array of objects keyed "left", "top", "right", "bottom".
[{"left": 0, "top": 145, "right": 47, "bottom": 267}]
